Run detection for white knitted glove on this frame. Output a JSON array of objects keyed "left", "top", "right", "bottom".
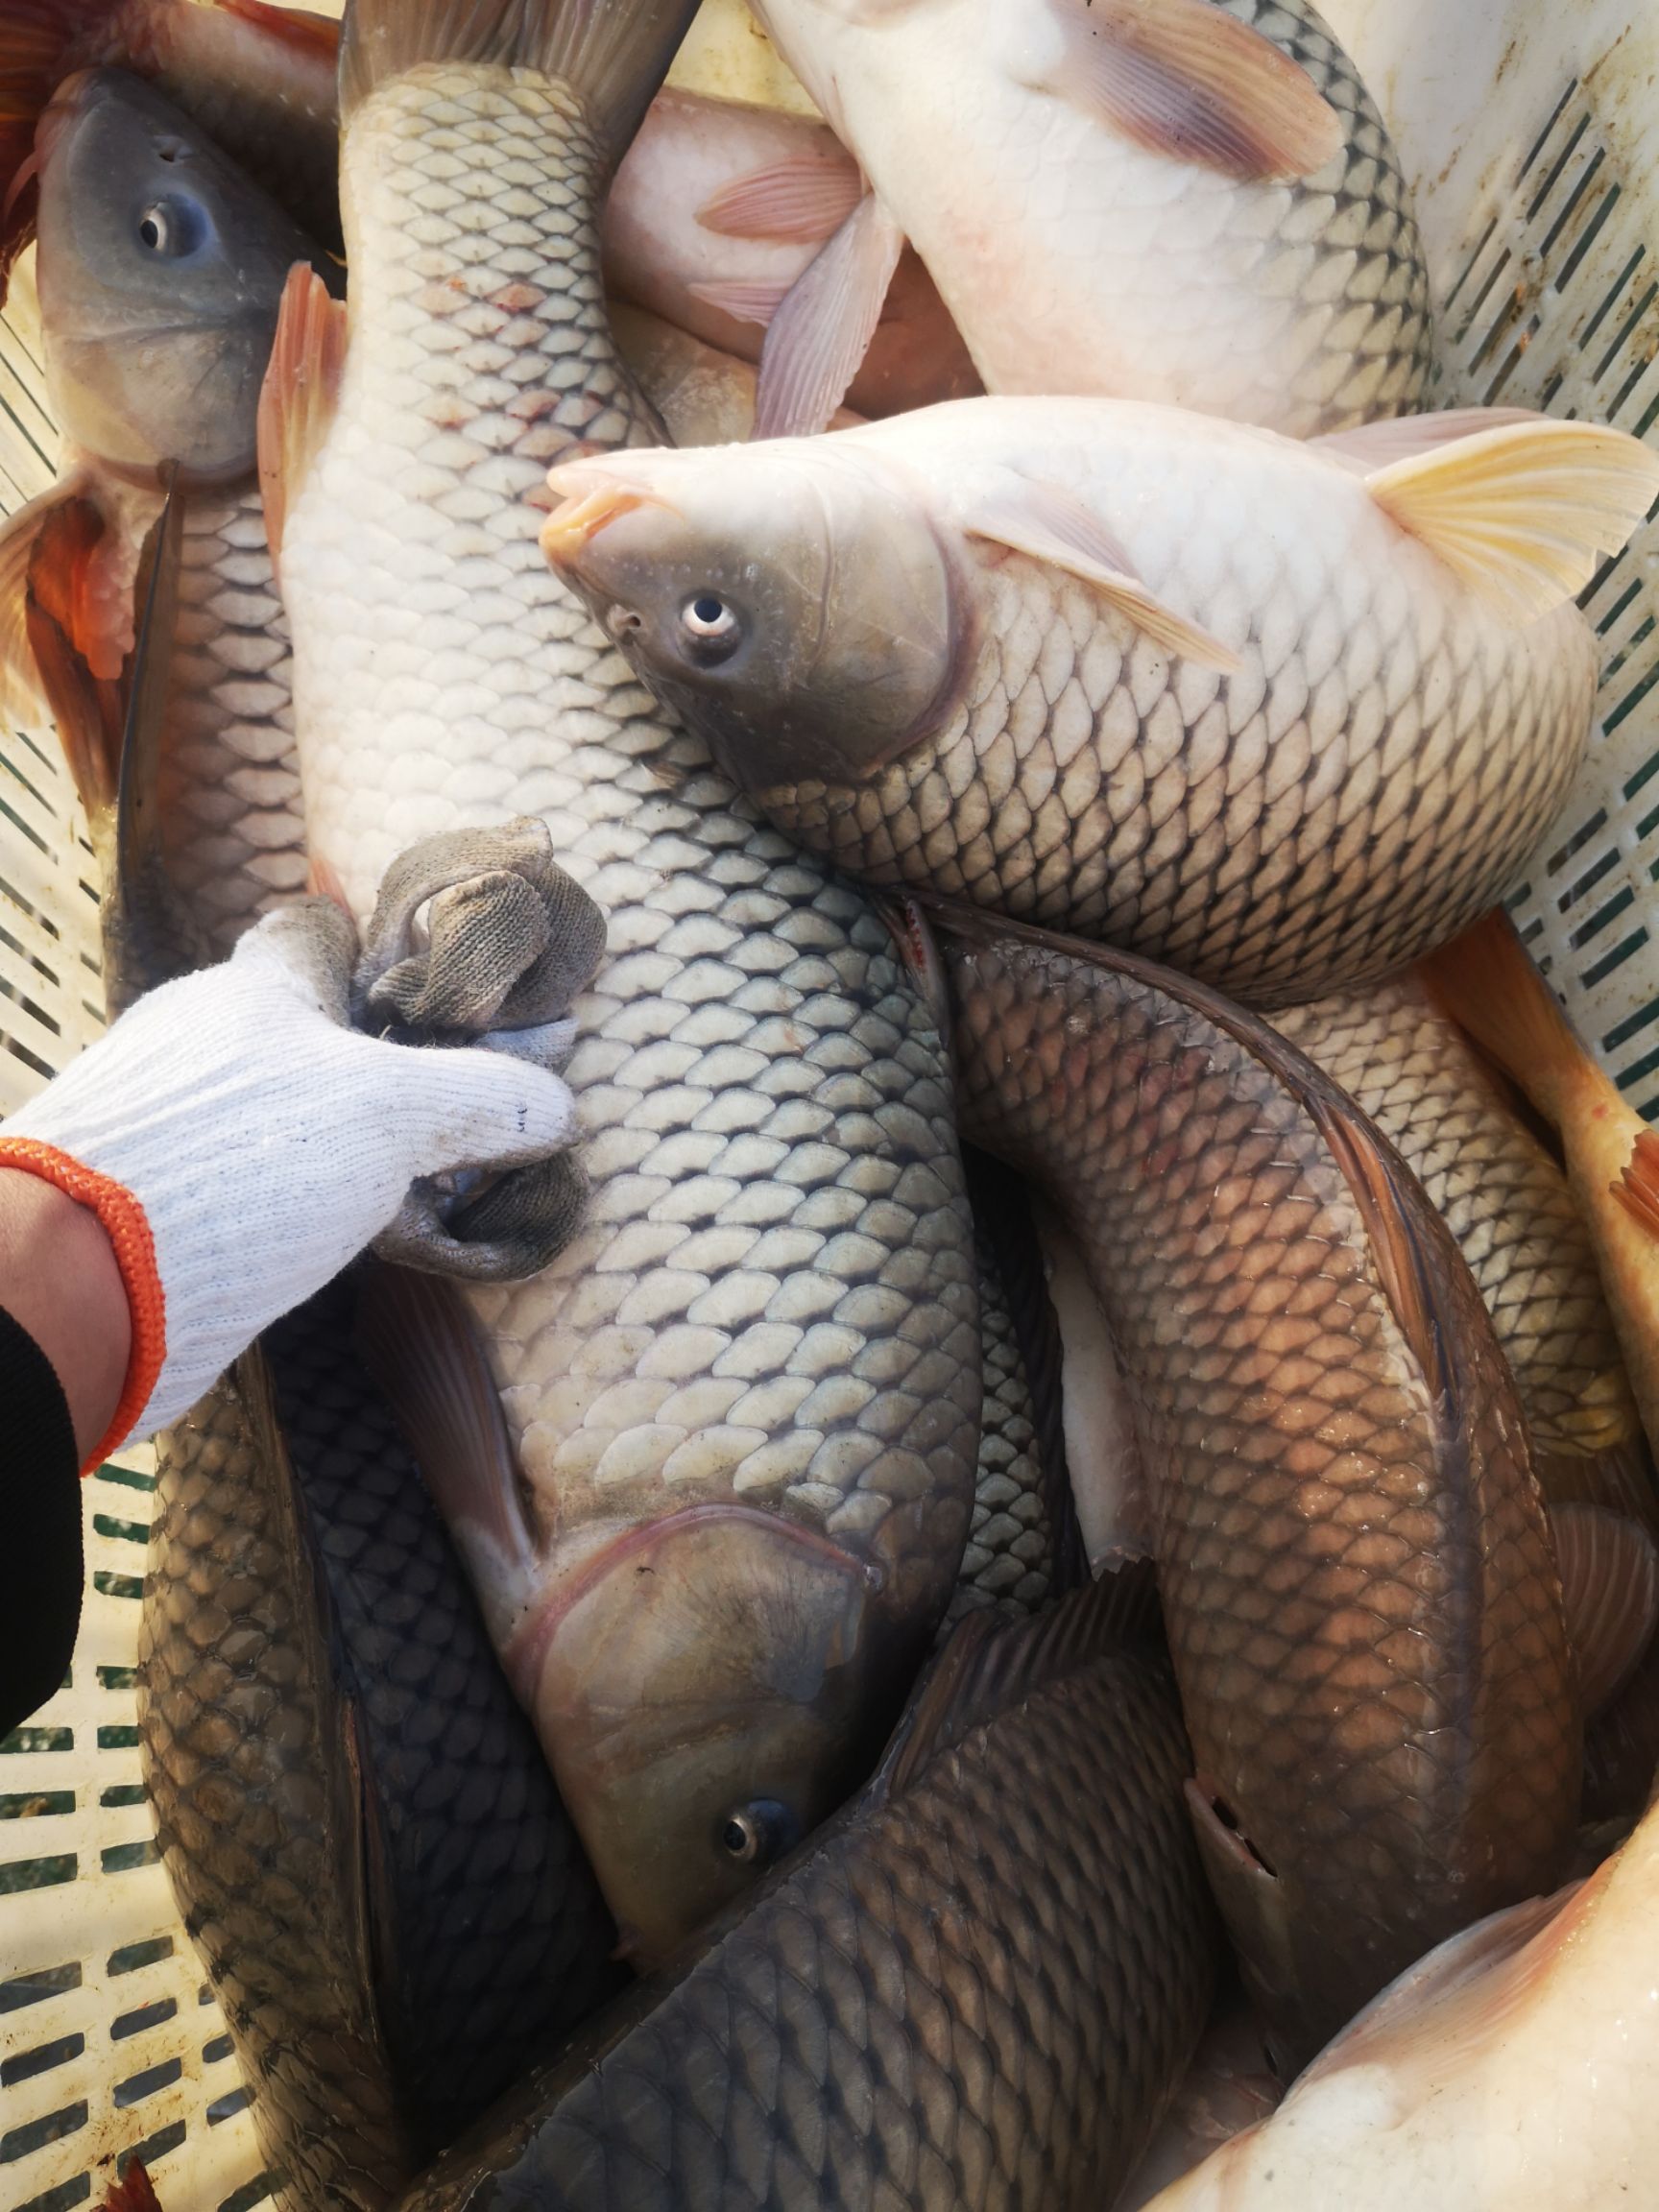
[{"left": 0, "top": 899, "right": 580, "bottom": 1458}]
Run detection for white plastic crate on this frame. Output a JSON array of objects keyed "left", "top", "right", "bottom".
[{"left": 1, "top": 2, "right": 1658, "bottom": 2206}]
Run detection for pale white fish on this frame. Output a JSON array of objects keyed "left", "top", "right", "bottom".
[
  {"left": 742, "top": 0, "right": 1432, "bottom": 436},
  {"left": 1143, "top": 1807, "right": 1659, "bottom": 2209}
]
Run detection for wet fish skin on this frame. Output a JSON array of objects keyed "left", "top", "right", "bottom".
[
  {"left": 271, "top": 0, "right": 979, "bottom": 1964},
  {"left": 540, "top": 400, "right": 1652, "bottom": 1008},
  {"left": 138, "top": 1275, "right": 622, "bottom": 2212},
  {"left": 747, "top": 0, "right": 1430, "bottom": 435},
  {"left": 919, "top": 899, "right": 1578, "bottom": 2072},
  {"left": 395, "top": 1574, "right": 1218, "bottom": 2212},
  {"left": 0, "top": 0, "right": 342, "bottom": 263},
  {"left": 602, "top": 85, "right": 979, "bottom": 419},
  {"left": 34, "top": 65, "right": 333, "bottom": 483},
  {"left": 612, "top": 300, "right": 863, "bottom": 445},
  {"left": 1142, "top": 1806, "right": 1659, "bottom": 2209}
]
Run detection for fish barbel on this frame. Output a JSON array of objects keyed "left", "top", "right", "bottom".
[
  {"left": 740, "top": 0, "right": 1430, "bottom": 436},
  {"left": 264, "top": 0, "right": 979, "bottom": 1964},
  {"left": 140, "top": 1274, "right": 622, "bottom": 2212},
  {"left": 1142, "top": 1799, "right": 1659, "bottom": 2209},
  {"left": 909, "top": 897, "right": 1578, "bottom": 2072},
  {"left": 541, "top": 399, "right": 1659, "bottom": 1007},
  {"left": 394, "top": 1569, "right": 1219, "bottom": 2212}
]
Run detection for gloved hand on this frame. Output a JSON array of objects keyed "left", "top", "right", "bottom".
[{"left": 0, "top": 897, "right": 581, "bottom": 1464}]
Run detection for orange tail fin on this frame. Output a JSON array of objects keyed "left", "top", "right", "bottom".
[{"left": 1417, "top": 909, "right": 1597, "bottom": 1129}]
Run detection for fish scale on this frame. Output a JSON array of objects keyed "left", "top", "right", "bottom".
[
  {"left": 933, "top": 914, "right": 1576, "bottom": 2066},
  {"left": 158, "top": 484, "right": 307, "bottom": 957},
  {"left": 276, "top": 20, "right": 978, "bottom": 1954}
]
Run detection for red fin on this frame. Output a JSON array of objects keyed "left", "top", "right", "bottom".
[
  {"left": 24, "top": 489, "right": 134, "bottom": 817},
  {"left": 1417, "top": 910, "right": 1595, "bottom": 1129},
  {"left": 696, "top": 155, "right": 863, "bottom": 244},
  {"left": 1614, "top": 1129, "right": 1659, "bottom": 1242},
  {"left": 1034, "top": 0, "right": 1342, "bottom": 183},
  {"left": 257, "top": 261, "right": 346, "bottom": 581},
  {"left": 754, "top": 190, "right": 904, "bottom": 440},
  {"left": 685, "top": 275, "right": 790, "bottom": 328},
  {"left": 1552, "top": 1500, "right": 1659, "bottom": 1715},
  {"left": 0, "top": 0, "right": 125, "bottom": 298},
  {"left": 100, "top": 2154, "right": 164, "bottom": 2212}
]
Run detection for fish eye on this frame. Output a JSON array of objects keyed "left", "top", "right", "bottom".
[
  {"left": 137, "top": 195, "right": 208, "bottom": 258},
  {"left": 679, "top": 591, "right": 742, "bottom": 663},
  {"left": 718, "top": 1797, "right": 799, "bottom": 1868}
]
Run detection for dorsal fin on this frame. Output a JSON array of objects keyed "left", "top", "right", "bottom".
[
  {"left": 1364, "top": 418, "right": 1659, "bottom": 625},
  {"left": 878, "top": 1560, "right": 1162, "bottom": 1800}
]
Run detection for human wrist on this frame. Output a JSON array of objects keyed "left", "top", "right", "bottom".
[{"left": 0, "top": 1162, "right": 133, "bottom": 1467}]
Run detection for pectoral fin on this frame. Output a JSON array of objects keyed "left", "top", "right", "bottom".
[
  {"left": 258, "top": 260, "right": 347, "bottom": 582},
  {"left": 1364, "top": 418, "right": 1659, "bottom": 625},
  {"left": 23, "top": 486, "right": 140, "bottom": 821},
  {"left": 1030, "top": 0, "right": 1342, "bottom": 182},
  {"left": 686, "top": 276, "right": 791, "bottom": 327},
  {"left": 961, "top": 473, "right": 1241, "bottom": 672},
  {"left": 753, "top": 190, "right": 904, "bottom": 440},
  {"left": 696, "top": 156, "right": 863, "bottom": 243},
  {"left": 1552, "top": 1500, "right": 1659, "bottom": 1715}
]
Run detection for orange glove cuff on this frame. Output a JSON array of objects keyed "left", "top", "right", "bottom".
[{"left": 0, "top": 1138, "right": 166, "bottom": 1476}]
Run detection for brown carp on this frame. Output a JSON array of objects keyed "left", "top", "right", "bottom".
[
  {"left": 394, "top": 1569, "right": 1219, "bottom": 2212},
  {"left": 541, "top": 399, "right": 1659, "bottom": 1007},
  {"left": 907, "top": 896, "right": 1578, "bottom": 2073}
]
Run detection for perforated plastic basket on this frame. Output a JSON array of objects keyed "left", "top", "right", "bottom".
[{"left": 3, "top": 2, "right": 1659, "bottom": 2205}]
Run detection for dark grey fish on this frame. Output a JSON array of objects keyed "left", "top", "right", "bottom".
[
  {"left": 394, "top": 1568, "right": 1218, "bottom": 2212},
  {"left": 137, "top": 1269, "right": 623, "bottom": 2212}
]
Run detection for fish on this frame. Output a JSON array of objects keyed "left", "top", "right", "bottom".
[
  {"left": 1114, "top": 1989, "right": 1282, "bottom": 2210},
  {"left": 540, "top": 399, "right": 1659, "bottom": 1008},
  {"left": 601, "top": 85, "right": 979, "bottom": 421},
  {"left": 0, "top": 64, "right": 325, "bottom": 975},
  {"left": 1273, "top": 974, "right": 1659, "bottom": 1738},
  {"left": 735, "top": 0, "right": 1431, "bottom": 437},
  {"left": 1421, "top": 912, "right": 1659, "bottom": 1479},
  {"left": 902, "top": 896, "right": 1578, "bottom": 2073},
  {"left": 138, "top": 1271, "right": 624, "bottom": 2212},
  {"left": 611, "top": 300, "right": 862, "bottom": 446},
  {"left": 1139, "top": 1799, "right": 1659, "bottom": 2209},
  {"left": 392, "top": 1567, "right": 1220, "bottom": 2212},
  {"left": 0, "top": 0, "right": 342, "bottom": 267},
  {"left": 948, "top": 1147, "right": 1086, "bottom": 1623},
  {"left": 262, "top": 0, "right": 980, "bottom": 1967}
]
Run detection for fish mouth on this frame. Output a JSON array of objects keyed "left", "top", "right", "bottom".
[{"left": 538, "top": 471, "right": 678, "bottom": 565}]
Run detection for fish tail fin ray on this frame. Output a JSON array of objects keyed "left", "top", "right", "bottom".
[
  {"left": 1418, "top": 910, "right": 1599, "bottom": 1131},
  {"left": 339, "top": 0, "right": 702, "bottom": 171},
  {"left": 258, "top": 260, "right": 347, "bottom": 584},
  {"left": 1364, "top": 417, "right": 1659, "bottom": 625}
]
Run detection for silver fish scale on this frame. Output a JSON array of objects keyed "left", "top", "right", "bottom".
[
  {"left": 1274, "top": 977, "right": 1639, "bottom": 1457},
  {"left": 1215, "top": 0, "right": 1433, "bottom": 433},
  {"left": 160, "top": 486, "right": 308, "bottom": 958},
  {"left": 776, "top": 537, "right": 1592, "bottom": 1009},
  {"left": 286, "top": 69, "right": 978, "bottom": 1588},
  {"left": 946, "top": 1228, "right": 1052, "bottom": 1623}
]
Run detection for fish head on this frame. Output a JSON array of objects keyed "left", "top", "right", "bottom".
[
  {"left": 33, "top": 68, "right": 336, "bottom": 485},
  {"left": 541, "top": 441, "right": 959, "bottom": 797},
  {"left": 520, "top": 1503, "right": 908, "bottom": 1966}
]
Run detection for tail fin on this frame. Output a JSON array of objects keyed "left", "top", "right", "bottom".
[
  {"left": 1418, "top": 910, "right": 1600, "bottom": 1130},
  {"left": 100, "top": 2154, "right": 164, "bottom": 2212},
  {"left": 339, "top": 0, "right": 701, "bottom": 170}
]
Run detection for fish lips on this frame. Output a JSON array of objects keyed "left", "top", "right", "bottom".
[{"left": 514, "top": 1502, "right": 908, "bottom": 1968}]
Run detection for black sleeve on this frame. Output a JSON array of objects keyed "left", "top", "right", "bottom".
[{"left": 0, "top": 1304, "right": 83, "bottom": 1739}]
